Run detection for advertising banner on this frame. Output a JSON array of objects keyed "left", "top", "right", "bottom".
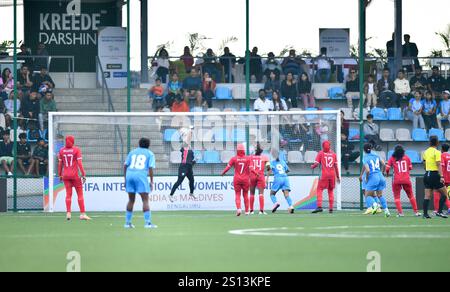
[
  {"left": 97, "top": 27, "right": 127, "bottom": 88},
  {"left": 319, "top": 28, "right": 350, "bottom": 58}
]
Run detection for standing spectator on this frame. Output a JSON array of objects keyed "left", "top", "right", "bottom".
[
  {"left": 341, "top": 132, "right": 360, "bottom": 173},
  {"left": 386, "top": 33, "right": 395, "bottom": 79},
  {"left": 166, "top": 73, "right": 182, "bottom": 107},
  {"left": 34, "top": 43, "right": 49, "bottom": 72},
  {"left": 422, "top": 91, "right": 438, "bottom": 130},
  {"left": 427, "top": 66, "right": 446, "bottom": 100},
  {"left": 149, "top": 78, "right": 165, "bottom": 110},
  {"left": 21, "top": 91, "right": 40, "bottom": 128},
  {"left": 281, "top": 49, "right": 303, "bottom": 76},
  {"left": 409, "top": 66, "right": 428, "bottom": 92},
  {"left": 171, "top": 92, "right": 190, "bottom": 113},
  {"left": 219, "top": 47, "right": 236, "bottom": 83},
  {"left": 315, "top": 47, "right": 333, "bottom": 83},
  {"left": 30, "top": 138, "right": 48, "bottom": 176},
  {"left": 394, "top": 70, "right": 412, "bottom": 108},
  {"left": 264, "top": 71, "right": 281, "bottom": 98},
  {"left": 0, "top": 68, "right": 14, "bottom": 101},
  {"left": 408, "top": 91, "right": 426, "bottom": 129},
  {"left": 202, "top": 49, "right": 222, "bottom": 82},
  {"left": 363, "top": 74, "right": 379, "bottom": 110},
  {"left": 180, "top": 46, "right": 194, "bottom": 73},
  {"left": 254, "top": 89, "right": 273, "bottom": 112},
  {"left": 182, "top": 68, "right": 202, "bottom": 97},
  {"left": 16, "top": 132, "right": 33, "bottom": 175},
  {"left": 363, "top": 114, "right": 382, "bottom": 151},
  {"left": 345, "top": 69, "right": 360, "bottom": 109},
  {"left": 0, "top": 130, "right": 14, "bottom": 176},
  {"left": 402, "top": 34, "right": 419, "bottom": 72},
  {"left": 249, "top": 47, "right": 263, "bottom": 83},
  {"left": 377, "top": 68, "right": 397, "bottom": 108},
  {"left": 201, "top": 72, "right": 216, "bottom": 108},
  {"left": 39, "top": 91, "right": 57, "bottom": 131},
  {"left": 280, "top": 72, "right": 298, "bottom": 108},
  {"left": 271, "top": 90, "right": 288, "bottom": 111},
  {"left": 32, "top": 66, "right": 55, "bottom": 93},
  {"left": 263, "top": 52, "right": 282, "bottom": 80},
  {"left": 298, "top": 72, "right": 314, "bottom": 109},
  {"left": 17, "top": 65, "right": 33, "bottom": 96},
  {"left": 437, "top": 90, "right": 450, "bottom": 129},
  {"left": 155, "top": 48, "right": 170, "bottom": 83},
  {"left": 193, "top": 90, "right": 209, "bottom": 111},
  {"left": 17, "top": 44, "right": 33, "bottom": 69}
]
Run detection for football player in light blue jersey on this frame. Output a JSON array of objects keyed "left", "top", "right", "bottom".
[
  {"left": 124, "top": 138, "right": 157, "bottom": 229},
  {"left": 267, "top": 149, "right": 294, "bottom": 214}
]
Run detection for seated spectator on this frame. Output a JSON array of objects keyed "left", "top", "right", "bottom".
[
  {"left": 264, "top": 71, "right": 281, "bottom": 98},
  {"left": 30, "top": 138, "right": 48, "bottom": 176},
  {"left": 363, "top": 114, "right": 382, "bottom": 151},
  {"left": 298, "top": 72, "right": 314, "bottom": 109},
  {"left": 407, "top": 91, "right": 425, "bottom": 129},
  {"left": 16, "top": 65, "right": 33, "bottom": 97},
  {"left": 345, "top": 69, "right": 360, "bottom": 109},
  {"left": 0, "top": 68, "right": 14, "bottom": 101},
  {"left": 39, "top": 91, "right": 57, "bottom": 131},
  {"left": 202, "top": 49, "right": 222, "bottom": 82},
  {"left": 281, "top": 49, "right": 303, "bottom": 76},
  {"left": 428, "top": 66, "right": 446, "bottom": 100},
  {"left": 182, "top": 68, "right": 202, "bottom": 97},
  {"left": 0, "top": 130, "right": 14, "bottom": 176},
  {"left": 17, "top": 44, "right": 33, "bottom": 69},
  {"left": 193, "top": 90, "right": 209, "bottom": 111},
  {"left": 201, "top": 72, "right": 216, "bottom": 108},
  {"left": 21, "top": 91, "right": 40, "bottom": 128},
  {"left": 4, "top": 91, "right": 21, "bottom": 129},
  {"left": 363, "top": 74, "right": 378, "bottom": 110},
  {"left": 171, "top": 91, "right": 190, "bottom": 113},
  {"left": 315, "top": 47, "right": 333, "bottom": 83},
  {"left": 409, "top": 66, "right": 428, "bottom": 92},
  {"left": 422, "top": 91, "right": 438, "bottom": 130},
  {"left": 180, "top": 46, "right": 194, "bottom": 73},
  {"left": 263, "top": 52, "right": 281, "bottom": 80},
  {"left": 254, "top": 89, "right": 273, "bottom": 112},
  {"left": 154, "top": 48, "right": 170, "bottom": 83},
  {"left": 219, "top": 47, "right": 236, "bottom": 83},
  {"left": 341, "top": 132, "right": 360, "bottom": 173},
  {"left": 166, "top": 73, "right": 182, "bottom": 107},
  {"left": 250, "top": 47, "right": 263, "bottom": 83},
  {"left": 271, "top": 90, "right": 288, "bottom": 111},
  {"left": 16, "top": 132, "right": 33, "bottom": 175},
  {"left": 32, "top": 66, "right": 55, "bottom": 93},
  {"left": 437, "top": 90, "right": 450, "bottom": 129},
  {"left": 281, "top": 72, "right": 298, "bottom": 108},
  {"left": 149, "top": 78, "right": 165, "bottom": 111},
  {"left": 377, "top": 68, "right": 397, "bottom": 108},
  {"left": 394, "top": 70, "right": 412, "bottom": 108}
]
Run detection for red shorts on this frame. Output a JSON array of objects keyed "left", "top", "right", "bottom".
[
  {"left": 63, "top": 177, "right": 83, "bottom": 189},
  {"left": 318, "top": 178, "right": 335, "bottom": 191},
  {"left": 392, "top": 182, "right": 413, "bottom": 196},
  {"left": 234, "top": 179, "right": 250, "bottom": 193},
  {"left": 250, "top": 175, "right": 266, "bottom": 189}
]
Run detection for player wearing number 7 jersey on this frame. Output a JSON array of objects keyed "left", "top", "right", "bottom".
[
  {"left": 385, "top": 145, "right": 420, "bottom": 217},
  {"left": 58, "top": 135, "right": 90, "bottom": 221}
]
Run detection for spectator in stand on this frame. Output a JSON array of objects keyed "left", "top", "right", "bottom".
[
  {"left": 4, "top": 91, "right": 21, "bottom": 129},
  {"left": 402, "top": 34, "right": 419, "bottom": 73},
  {"left": 171, "top": 91, "right": 190, "bottom": 113},
  {"left": 386, "top": 33, "right": 395, "bottom": 79},
  {"left": 340, "top": 110, "right": 350, "bottom": 138},
  {"left": 0, "top": 68, "right": 14, "bottom": 101},
  {"left": 298, "top": 72, "right": 314, "bottom": 109},
  {"left": 17, "top": 65, "right": 33, "bottom": 97},
  {"left": 21, "top": 91, "right": 40, "bottom": 128},
  {"left": 34, "top": 43, "right": 49, "bottom": 72},
  {"left": 32, "top": 66, "right": 55, "bottom": 93},
  {"left": 408, "top": 91, "right": 426, "bottom": 129},
  {"left": 409, "top": 66, "right": 428, "bottom": 93},
  {"left": 271, "top": 90, "right": 288, "bottom": 111},
  {"left": 264, "top": 71, "right": 281, "bottom": 98},
  {"left": 39, "top": 91, "right": 57, "bottom": 131},
  {"left": 394, "top": 69, "right": 412, "bottom": 108},
  {"left": 341, "top": 132, "right": 360, "bottom": 173},
  {"left": 363, "top": 114, "right": 382, "bottom": 151},
  {"left": 437, "top": 90, "right": 450, "bottom": 129},
  {"left": 345, "top": 69, "right": 359, "bottom": 109},
  {"left": 263, "top": 52, "right": 282, "bottom": 80},
  {"left": 180, "top": 46, "right": 194, "bottom": 73},
  {"left": 254, "top": 89, "right": 273, "bottom": 112},
  {"left": 428, "top": 66, "right": 446, "bottom": 100},
  {"left": 30, "top": 138, "right": 48, "bottom": 176},
  {"left": 378, "top": 68, "right": 397, "bottom": 108},
  {"left": 166, "top": 73, "right": 182, "bottom": 107},
  {"left": 202, "top": 49, "right": 222, "bottom": 82},
  {"left": 155, "top": 48, "right": 170, "bottom": 83},
  {"left": 16, "top": 132, "right": 33, "bottom": 175},
  {"left": 422, "top": 91, "right": 438, "bottom": 130},
  {"left": 219, "top": 47, "right": 236, "bottom": 83},
  {"left": 281, "top": 72, "right": 298, "bottom": 108},
  {"left": 0, "top": 98, "right": 6, "bottom": 131},
  {"left": 0, "top": 130, "right": 14, "bottom": 176},
  {"left": 250, "top": 47, "right": 263, "bottom": 83},
  {"left": 363, "top": 74, "right": 378, "bottom": 110},
  {"left": 149, "top": 78, "right": 165, "bottom": 111},
  {"left": 193, "top": 90, "right": 209, "bottom": 111},
  {"left": 183, "top": 68, "right": 202, "bottom": 97},
  {"left": 201, "top": 72, "right": 216, "bottom": 108},
  {"left": 281, "top": 49, "right": 303, "bottom": 76},
  {"left": 17, "top": 44, "right": 33, "bottom": 69},
  {"left": 315, "top": 47, "right": 333, "bottom": 83}
]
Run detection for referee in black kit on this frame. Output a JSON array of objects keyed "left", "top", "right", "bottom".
[{"left": 422, "top": 135, "right": 449, "bottom": 219}]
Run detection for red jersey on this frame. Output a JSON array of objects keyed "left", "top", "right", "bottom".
[
  {"left": 249, "top": 155, "right": 270, "bottom": 177},
  {"left": 386, "top": 155, "right": 412, "bottom": 185},
  {"left": 58, "top": 146, "right": 85, "bottom": 178},
  {"left": 441, "top": 152, "right": 450, "bottom": 184},
  {"left": 315, "top": 151, "right": 338, "bottom": 179},
  {"left": 223, "top": 155, "right": 251, "bottom": 181}
]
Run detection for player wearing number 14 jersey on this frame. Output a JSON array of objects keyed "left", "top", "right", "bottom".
[
  {"left": 58, "top": 135, "right": 90, "bottom": 221},
  {"left": 249, "top": 143, "right": 270, "bottom": 215}
]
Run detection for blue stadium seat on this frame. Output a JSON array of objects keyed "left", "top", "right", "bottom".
[
  {"left": 213, "top": 129, "right": 228, "bottom": 142},
  {"left": 348, "top": 128, "right": 360, "bottom": 141},
  {"left": 232, "top": 129, "right": 246, "bottom": 142},
  {"left": 215, "top": 87, "right": 232, "bottom": 100},
  {"left": 306, "top": 108, "right": 318, "bottom": 121},
  {"left": 163, "top": 129, "right": 180, "bottom": 142},
  {"left": 387, "top": 108, "right": 403, "bottom": 121},
  {"left": 371, "top": 108, "right": 387, "bottom": 120},
  {"left": 26, "top": 129, "right": 39, "bottom": 143},
  {"left": 387, "top": 150, "right": 394, "bottom": 159},
  {"left": 406, "top": 150, "right": 422, "bottom": 164},
  {"left": 428, "top": 128, "right": 446, "bottom": 141},
  {"left": 194, "top": 150, "right": 204, "bottom": 164},
  {"left": 203, "top": 151, "right": 222, "bottom": 164},
  {"left": 412, "top": 128, "right": 428, "bottom": 141},
  {"left": 322, "top": 108, "right": 337, "bottom": 120},
  {"left": 191, "top": 107, "right": 203, "bottom": 112}
]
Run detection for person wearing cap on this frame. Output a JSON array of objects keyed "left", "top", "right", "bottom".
[
  {"left": 437, "top": 90, "right": 450, "bottom": 129},
  {"left": 427, "top": 66, "right": 446, "bottom": 100},
  {"left": 0, "top": 130, "right": 14, "bottom": 176}
]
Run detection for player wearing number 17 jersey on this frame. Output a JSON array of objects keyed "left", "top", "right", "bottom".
[{"left": 58, "top": 135, "right": 90, "bottom": 221}]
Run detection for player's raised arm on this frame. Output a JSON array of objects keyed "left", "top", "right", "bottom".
[{"left": 221, "top": 157, "right": 234, "bottom": 176}]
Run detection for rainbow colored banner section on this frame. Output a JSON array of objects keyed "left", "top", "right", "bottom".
[
  {"left": 43, "top": 177, "right": 65, "bottom": 212},
  {"left": 294, "top": 178, "right": 318, "bottom": 210}
]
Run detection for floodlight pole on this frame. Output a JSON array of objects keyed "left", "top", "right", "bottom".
[
  {"left": 358, "top": 0, "right": 366, "bottom": 210},
  {"left": 245, "top": 0, "right": 250, "bottom": 154},
  {"left": 126, "top": 0, "right": 131, "bottom": 153},
  {"left": 13, "top": 0, "right": 18, "bottom": 212}
]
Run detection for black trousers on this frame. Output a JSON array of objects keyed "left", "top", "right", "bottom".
[{"left": 170, "top": 164, "right": 195, "bottom": 196}]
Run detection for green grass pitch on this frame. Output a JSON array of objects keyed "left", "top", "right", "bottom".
[{"left": 0, "top": 211, "right": 449, "bottom": 272}]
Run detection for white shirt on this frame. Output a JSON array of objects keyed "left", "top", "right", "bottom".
[
  {"left": 317, "top": 55, "right": 331, "bottom": 70},
  {"left": 254, "top": 98, "right": 274, "bottom": 112},
  {"left": 394, "top": 78, "right": 411, "bottom": 94},
  {"left": 368, "top": 83, "right": 375, "bottom": 95}
]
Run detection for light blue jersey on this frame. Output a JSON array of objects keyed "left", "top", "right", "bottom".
[
  {"left": 125, "top": 148, "right": 156, "bottom": 194},
  {"left": 270, "top": 159, "right": 291, "bottom": 193},
  {"left": 363, "top": 152, "right": 386, "bottom": 192}
]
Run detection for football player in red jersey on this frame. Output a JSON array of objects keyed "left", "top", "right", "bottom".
[
  {"left": 222, "top": 144, "right": 251, "bottom": 216},
  {"left": 249, "top": 143, "right": 270, "bottom": 215},
  {"left": 58, "top": 135, "right": 90, "bottom": 221},
  {"left": 311, "top": 141, "right": 340, "bottom": 213},
  {"left": 434, "top": 143, "right": 450, "bottom": 214},
  {"left": 385, "top": 145, "right": 420, "bottom": 217}
]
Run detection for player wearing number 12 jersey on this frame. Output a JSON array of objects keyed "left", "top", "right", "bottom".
[
  {"left": 249, "top": 143, "right": 270, "bottom": 215},
  {"left": 385, "top": 145, "right": 420, "bottom": 217},
  {"left": 58, "top": 135, "right": 90, "bottom": 221},
  {"left": 222, "top": 144, "right": 251, "bottom": 216}
]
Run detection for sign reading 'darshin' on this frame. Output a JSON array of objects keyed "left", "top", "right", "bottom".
[{"left": 24, "top": 0, "right": 119, "bottom": 72}]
